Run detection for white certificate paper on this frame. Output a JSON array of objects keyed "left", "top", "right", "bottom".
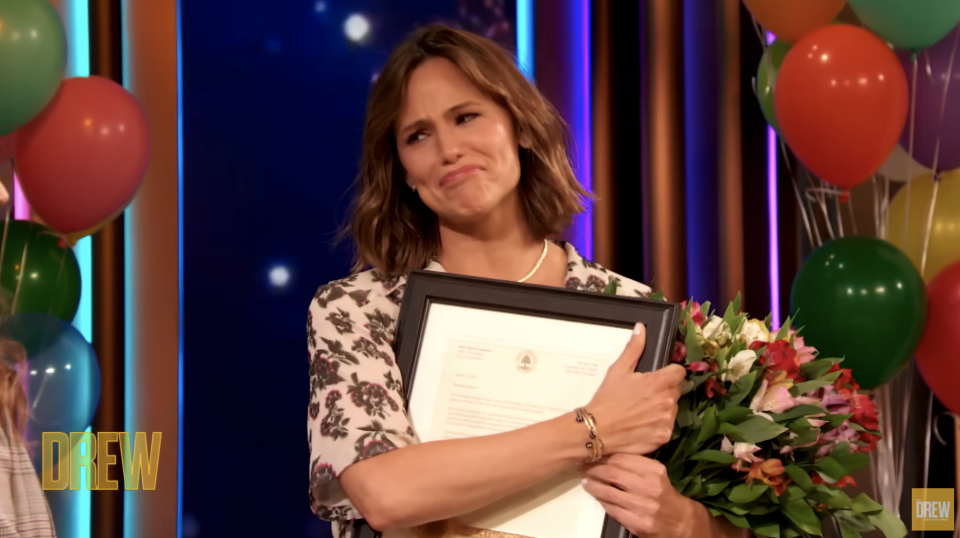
[{"left": 406, "top": 303, "right": 635, "bottom": 538}]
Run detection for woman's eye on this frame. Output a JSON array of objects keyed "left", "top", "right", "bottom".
[
  {"left": 457, "top": 113, "right": 478, "bottom": 124},
  {"left": 406, "top": 131, "right": 427, "bottom": 144}
]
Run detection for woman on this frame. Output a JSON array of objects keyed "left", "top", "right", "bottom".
[{"left": 307, "top": 25, "right": 745, "bottom": 538}]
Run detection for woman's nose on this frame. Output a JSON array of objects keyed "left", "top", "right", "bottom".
[{"left": 434, "top": 126, "right": 463, "bottom": 164}]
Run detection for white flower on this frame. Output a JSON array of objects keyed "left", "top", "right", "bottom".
[
  {"left": 721, "top": 436, "right": 762, "bottom": 463},
  {"left": 722, "top": 350, "right": 757, "bottom": 383},
  {"left": 739, "top": 319, "right": 770, "bottom": 345},
  {"left": 702, "top": 316, "right": 733, "bottom": 347}
]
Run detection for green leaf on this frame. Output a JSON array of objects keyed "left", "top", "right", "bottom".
[
  {"left": 696, "top": 407, "right": 718, "bottom": 445},
  {"left": 749, "top": 516, "right": 781, "bottom": 538},
  {"left": 727, "top": 483, "right": 769, "bottom": 503},
  {"left": 701, "top": 479, "right": 731, "bottom": 498},
  {"left": 690, "top": 372, "right": 713, "bottom": 390},
  {"left": 781, "top": 499, "right": 823, "bottom": 536},
  {"left": 683, "top": 475, "right": 703, "bottom": 498},
  {"left": 833, "top": 447, "right": 870, "bottom": 476},
  {"left": 602, "top": 280, "right": 619, "bottom": 295},
  {"left": 837, "top": 521, "right": 863, "bottom": 538},
  {"left": 867, "top": 508, "right": 908, "bottom": 538},
  {"left": 732, "top": 293, "right": 742, "bottom": 316},
  {"left": 800, "top": 358, "right": 843, "bottom": 380},
  {"left": 676, "top": 398, "right": 694, "bottom": 428},
  {"left": 649, "top": 289, "right": 666, "bottom": 301},
  {"left": 790, "top": 376, "right": 838, "bottom": 396},
  {"left": 716, "top": 510, "right": 751, "bottom": 529},
  {"left": 769, "top": 405, "right": 828, "bottom": 423},
  {"left": 786, "top": 419, "right": 820, "bottom": 447},
  {"left": 783, "top": 465, "right": 815, "bottom": 493},
  {"left": 684, "top": 313, "right": 704, "bottom": 364},
  {"left": 719, "top": 405, "right": 752, "bottom": 424},
  {"left": 780, "top": 485, "right": 807, "bottom": 503},
  {"left": 824, "top": 413, "right": 854, "bottom": 429},
  {"left": 727, "top": 370, "right": 758, "bottom": 406},
  {"left": 774, "top": 316, "right": 792, "bottom": 342},
  {"left": 722, "top": 301, "right": 737, "bottom": 332},
  {"left": 835, "top": 510, "right": 875, "bottom": 533},
  {"left": 748, "top": 504, "right": 780, "bottom": 515},
  {"left": 701, "top": 301, "right": 713, "bottom": 317},
  {"left": 689, "top": 449, "right": 737, "bottom": 465},
  {"left": 734, "top": 416, "right": 789, "bottom": 444},
  {"left": 732, "top": 312, "right": 748, "bottom": 335},
  {"left": 815, "top": 457, "right": 847, "bottom": 481},
  {"left": 850, "top": 493, "right": 884, "bottom": 515},
  {"left": 808, "top": 485, "right": 852, "bottom": 509},
  {"left": 717, "top": 422, "right": 745, "bottom": 441}
]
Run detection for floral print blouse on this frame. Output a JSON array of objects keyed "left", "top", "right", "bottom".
[{"left": 307, "top": 241, "right": 652, "bottom": 538}]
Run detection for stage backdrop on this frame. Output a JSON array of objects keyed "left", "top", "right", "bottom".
[{"left": 180, "top": 1, "right": 516, "bottom": 536}]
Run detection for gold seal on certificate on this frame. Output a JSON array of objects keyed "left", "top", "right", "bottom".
[{"left": 355, "top": 271, "right": 681, "bottom": 538}]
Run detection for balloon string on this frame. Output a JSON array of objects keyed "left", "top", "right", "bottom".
[
  {"left": 845, "top": 189, "right": 857, "bottom": 235},
  {"left": 833, "top": 195, "right": 844, "bottom": 238},
  {"left": 905, "top": 54, "right": 919, "bottom": 251},
  {"left": 776, "top": 139, "right": 817, "bottom": 247},
  {"left": 10, "top": 240, "right": 28, "bottom": 315},
  {"left": 919, "top": 27, "right": 959, "bottom": 278}
]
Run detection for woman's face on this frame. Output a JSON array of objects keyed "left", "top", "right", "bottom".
[{"left": 395, "top": 57, "right": 527, "bottom": 224}]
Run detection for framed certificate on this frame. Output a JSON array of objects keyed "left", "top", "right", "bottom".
[{"left": 355, "top": 270, "right": 682, "bottom": 538}]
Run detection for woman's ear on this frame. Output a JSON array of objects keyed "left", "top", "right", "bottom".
[{"left": 518, "top": 128, "right": 533, "bottom": 150}]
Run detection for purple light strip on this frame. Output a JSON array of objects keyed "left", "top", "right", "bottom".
[
  {"left": 766, "top": 31, "right": 780, "bottom": 328},
  {"left": 13, "top": 173, "right": 29, "bottom": 220}
]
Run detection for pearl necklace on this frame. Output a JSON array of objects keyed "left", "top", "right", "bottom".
[{"left": 517, "top": 240, "right": 549, "bottom": 283}]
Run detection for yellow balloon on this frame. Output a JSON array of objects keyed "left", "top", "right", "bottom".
[{"left": 887, "top": 172, "right": 960, "bottom": 281}]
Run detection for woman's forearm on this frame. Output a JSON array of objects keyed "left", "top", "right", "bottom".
[{"left": 339, "top": 410, "right": 588, "bottom": 531}]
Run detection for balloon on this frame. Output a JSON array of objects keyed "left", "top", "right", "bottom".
[
  {"left": 0, "top": 313, "right": 100, "bottom": 472},
  {"left": 848, "top": 0, "right": 960, "bottom": 52},
  {"left": 14, "top": 76, "right": 150, "bottom": 234},
  {"left": 0, "top": 0, "right": 67, "bottom": 136},
  {"left": 887, "top": 172, "right": 960, "bottom": 282},
  {"left": 756, "top": 40, "right": 791, "bottom": 134},
  {"left": 775, "top": 24, "right": 909, "bottom": 190},
  {"left": 896, "top": 33, "right": 960, "bottom": 172},
  {"left": 742, "top": 0, "right": 846, "bottom": 43},
  {"left": 62, "top": 207, "right": 124, "bottom": 246},
  {"left": 878, "top": 144, "right": 934, "bottom": 182},
  {"left": 915, "top": 261, "right": 960, "bottom": 415},
  {"left": 791, "top": 236, "right": 927, "bottom": 390},
  {"left": 0, "top": 220, "right": 81, "bottom": 322}
]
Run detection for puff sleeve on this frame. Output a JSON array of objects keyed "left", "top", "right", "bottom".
[{"left": 306, "top": 275, "right": 417, "bottom": 536}]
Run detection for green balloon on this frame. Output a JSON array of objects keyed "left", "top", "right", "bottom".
[
  {"left": 0, "top": 220, "right": 81, "bottom": 322},
  {"left": 0, "top": 0, "right": 67, "bottom": 136},
  {"left": 791, "top": 237, "right": 927, "bottom": 390},
  {"left": 757, "top": 39, "right": 791, "bottom": 135},
  {"left": 848, "top": 0, "right": 960, "bottom": 52}
]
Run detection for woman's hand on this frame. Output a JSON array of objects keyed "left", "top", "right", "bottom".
[
  {"left": 582, "top": 454, "right": 749, "bottom": 538},
  {"left": 586, "top": 323, "right": 686, "bottom": 455}
]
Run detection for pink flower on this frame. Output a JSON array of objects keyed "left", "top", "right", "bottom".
[
  {"left": 682, "top": 300, "right": 707, "bottom": 325},
  {"left": 815, "top": 422, "right": 860, "bottom": 458},
  {"left": 672, "top": 341, "right": 687, "bottom": 363},
  {"left": 794, "top": 336, "right": 817, "bottom": 364},
  {"left": 687, "top": 361, "right": 710, "bottom": 372}
]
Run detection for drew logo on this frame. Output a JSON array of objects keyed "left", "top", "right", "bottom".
[
  {"left": 912, "top": 488, "right": 955, "bottom": 531},
  {"left": 41, "top": 432, "right": 162, "bottom": 491}
]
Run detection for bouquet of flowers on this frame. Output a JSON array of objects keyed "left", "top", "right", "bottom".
[{"left": 625, "top": 289, "right": 907, "bottom": 538}]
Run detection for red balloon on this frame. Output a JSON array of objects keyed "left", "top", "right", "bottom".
[
  {"left": 775, "top": 24, "right": 908, "bottom": 190},
  {"left": 14, "top": 76, "right": 149, "bottom": 234},
  {"left": 916, "top": 261, "right": 960, "bottom": 415}
]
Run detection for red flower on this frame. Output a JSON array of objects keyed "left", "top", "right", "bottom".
[
  {"left": 812, "top": 472, "right": 857, "bottom": 488},
  {"left": 749, "top": 341, "right": 766, "bottom": 351},
  {"left": 681, "top": 300, "right": 707, "bottom": 325},
  {"left": 858, "top": 431, "right": 880, "bottom": 452},
  {"left": 759, "top": 340, "right": 801, "bottom": 379},
  {"left": 834, "top": 368, "right": 860, "bottom": 395},
  {"left": 672, "top": 341, "right": 687, "bottom": 363},
  {"left": 705, "top": 377, "right": 728, "bottom": 399},
  {"left": 847, "top": 392, "right": 879, "bottom": 432},
  {"left": 741, "top": 458, "right": 789, "bottom": 496},
  {"left": 688, "top": 361, "right": 710, "bottom": 372}
]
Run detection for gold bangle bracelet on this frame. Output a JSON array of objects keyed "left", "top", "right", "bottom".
[{"left": 575, "top": 407, "right": 604, "bottom": 463}]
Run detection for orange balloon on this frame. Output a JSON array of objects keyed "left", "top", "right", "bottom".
[
  {"left": 743, "top": 0, "right": 847, "bottom": 43},
  {"left": 775, "top": 24, "right": 908, "bottom": 190}
]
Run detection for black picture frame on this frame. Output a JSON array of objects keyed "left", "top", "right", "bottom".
[{"left": 354, "top": 270, "right": 682, "bottom": 538}]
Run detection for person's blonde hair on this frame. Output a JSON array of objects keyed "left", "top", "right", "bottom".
[
  {"left": 345, "top": 25, "right": 590, "bottom": 277},
  {"left": 0, "top": 293, "right": 28, "bottom": 441}
]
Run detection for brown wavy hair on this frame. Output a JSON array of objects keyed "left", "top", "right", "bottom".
[{"left": 344, "top": 25, "right": 590, "bottom": 277}]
